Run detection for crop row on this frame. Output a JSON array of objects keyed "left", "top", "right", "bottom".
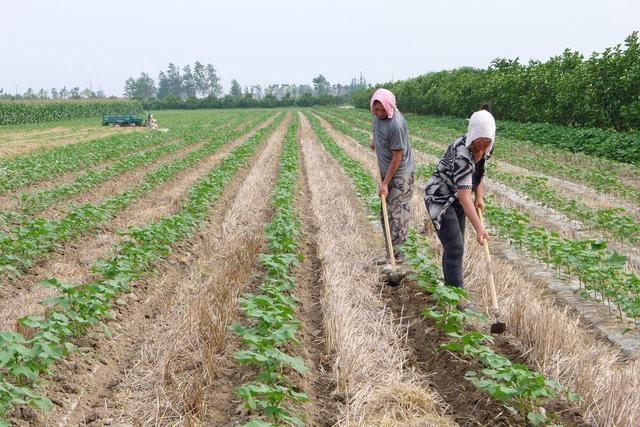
[
  {"left": 321, "top": 108, "right": 640, "bottom": 205},
  {"left": 317, "top": 109, "right": 640, "bottom": 327},
  {"left": 0, "top": 109, "right": 251, "bottom": 195},
  {"left": 0, "top": 100, "right": 144, "bottom": 126},
  {"left": 0, "top": 114, "right": 274, "bottom": 279},
  {"left": 0, "top": 127, "right": 174, "bottom": 194},
  {"left": 233, "top": 118, "right": 310, "bottom": 426},
  {"left": 485, "top": 202, "right": 640, "bottom": 325},
  {"left": 317, "top": 111, "right": 640, "bottom": 249},
  {"left": 402, "top": 231, "right": 580, "bottom": 425},
  {"left": 0, "top": 114, "right": 284, "bottom": 422},
  {"left": 307, "top": 110, "right": 575, "bottom": 424},
  {"left": 490, "top": 170, "right": 639, "bottom": 246},
  {"left": 304, "top": 113, "right": 379, "bottom": 215},
  {"left": 11, "top": 112, "right": 267, "bottom": 216},
  {"left": 405, "top": 116, "right": 640, "bottom": 205}
]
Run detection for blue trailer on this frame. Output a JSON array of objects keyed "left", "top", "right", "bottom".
[{"left": 102, "top": 114, "right": 144, "bottom": 127}]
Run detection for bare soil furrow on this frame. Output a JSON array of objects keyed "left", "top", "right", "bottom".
[{"left": 286, "top": 124, "right": 338, "bottom": 426}]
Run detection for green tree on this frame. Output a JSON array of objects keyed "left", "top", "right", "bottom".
[
  {"left": 206, "top": 64, "right": 222, "bottom": 98},
  {"left": 313, "top": 74, "right": 330, "bottom": 96},
  {"left": 166, "top": 63, "right": 182, "bottom": 99},
  {"left": 124, "top": 72, "right": 157, "bottom": 100},
  {"left": 193, "top": 61, "right": 207, "bottom": 97},
  {"left": 182, "top": 64, "right": 196, "bottom": 99},
  {"left": 157, "top": 71, "right": 170, "bottom": 99},
  {"left": 229, "top": 79, "right": 242, "bottom": 98},
  {"left": 352, "top": 31, "right": 640, "bottom": 131},
  {"left": 23, "top": 88, "right": 36, "bottom": 99}
]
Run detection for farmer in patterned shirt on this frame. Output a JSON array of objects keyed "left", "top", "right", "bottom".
[
  {"left": 424, "top": 107, "right": 495, "bottom": 308},
  {"left": 369, "top": 88, "right": 415, "bottom": 266}
]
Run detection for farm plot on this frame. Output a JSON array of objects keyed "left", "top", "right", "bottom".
[
  {"left": 313, "top": 108, "right": 639, "bottom": 426},
  {"left": 1, "top": 108, "right": 639, "bottom": 427},
  {"left": 318, "top": 109, "right": 640, "bottom": 319}
]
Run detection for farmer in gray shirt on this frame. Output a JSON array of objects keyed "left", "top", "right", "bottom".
[{"left": 369, "top": 88, "right": 415, "bottom": 265}]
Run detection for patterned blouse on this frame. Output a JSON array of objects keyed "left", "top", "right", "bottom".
[{"left": 424, "top": 136, "right": 490, "bottom": 230}]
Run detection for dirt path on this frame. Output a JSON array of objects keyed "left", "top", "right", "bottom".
[{"left": 316, "top": 114, "right": 535, "bottom": 425}]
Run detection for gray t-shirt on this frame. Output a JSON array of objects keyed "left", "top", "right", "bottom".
[{"left": 372, "top": 110, "right": 414, "bottom": 178}]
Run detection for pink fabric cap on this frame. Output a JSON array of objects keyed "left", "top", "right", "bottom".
[{"left": 370, "top": 88, "right": 396, "bottom": 119}]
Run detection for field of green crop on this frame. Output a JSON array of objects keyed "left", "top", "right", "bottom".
[
  {"left": 0, "top": 108, "right": 638, "bottom": 426},
  {"left": 0, "top": 100, "right": 143, "bottom": 126}
]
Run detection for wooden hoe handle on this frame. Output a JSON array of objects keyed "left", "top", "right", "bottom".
[
  {"left": 477, "top": 208, "right": 499, "bottom": 313},
  {"left": 381, "top": 194, "right": 396, "bottom": 269}
]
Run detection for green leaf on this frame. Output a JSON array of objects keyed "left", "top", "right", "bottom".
[
  {"left": 441, "top": 342, "right": 463, "bottom": 352},
  {"left": 11, "top": 366, "right": 37, "bottom": 380},
  {"left": 102, "top": 324, "right": 112, "bottom": 338},
  {"left": 0, "top": 351, "right": 12, "bottom": 368},
  {"left": 18, "top": 315, "right": 46, "bottom": 329},
  {"left": 527, "top": 410, "right": 548, "bottom": 426}
]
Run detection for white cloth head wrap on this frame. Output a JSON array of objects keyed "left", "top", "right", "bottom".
[{"left": 466, "top": 110, "right": 496, "bottom": 154}]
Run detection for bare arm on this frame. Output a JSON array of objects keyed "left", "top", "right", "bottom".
[
  {"left": 457, "top": 188, "right": 489, "bottom": 244},
  {"left": 474, "top": 180, "right": 485, "bottom": 211},
  {"left": 379, "top": 150, "right": 403, "bottom": 197}
]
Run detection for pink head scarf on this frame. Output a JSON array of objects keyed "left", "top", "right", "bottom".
[{"left": 370, "top": 88, "right": 397, "bottom": 119}]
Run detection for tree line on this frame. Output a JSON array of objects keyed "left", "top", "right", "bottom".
[
  {"left": 353, "top": 32, "right": 640, "bottom": 131},
  {"left": 124, "top": 62, "right": 369, "bottom": 108},
  {"left": 0, "top": 87, "right": 107, "bottom": 100},
  {"left": 124, "top": 62, "right": 222, "bottom": 100}
]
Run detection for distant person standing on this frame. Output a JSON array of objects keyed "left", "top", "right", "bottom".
[{"left": 369, "top": 88, "right": 415, "bottom": 265}]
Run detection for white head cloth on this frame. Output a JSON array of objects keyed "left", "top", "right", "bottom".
[{"left": 466, "top": 110, "right": 496, "bottom": 153}]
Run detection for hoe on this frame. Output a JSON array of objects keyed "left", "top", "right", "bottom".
[
  {"left": 477, "top": 208, "right": 506, "bottom": 335},
  {"left": 380, "top": 190, "right": 404, "bottom": 286}
]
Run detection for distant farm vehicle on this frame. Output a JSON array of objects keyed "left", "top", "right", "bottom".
[{"left": 102, "top": 114, "right": 144, "bottom": 127}]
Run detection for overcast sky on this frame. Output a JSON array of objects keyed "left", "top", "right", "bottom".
[{"left": 1, "top": 0, "right": 638, "bottom": 96}]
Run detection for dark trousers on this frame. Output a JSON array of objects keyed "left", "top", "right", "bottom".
[{"left": 435, "top": 201, "right": 466, "bottom": 288}]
